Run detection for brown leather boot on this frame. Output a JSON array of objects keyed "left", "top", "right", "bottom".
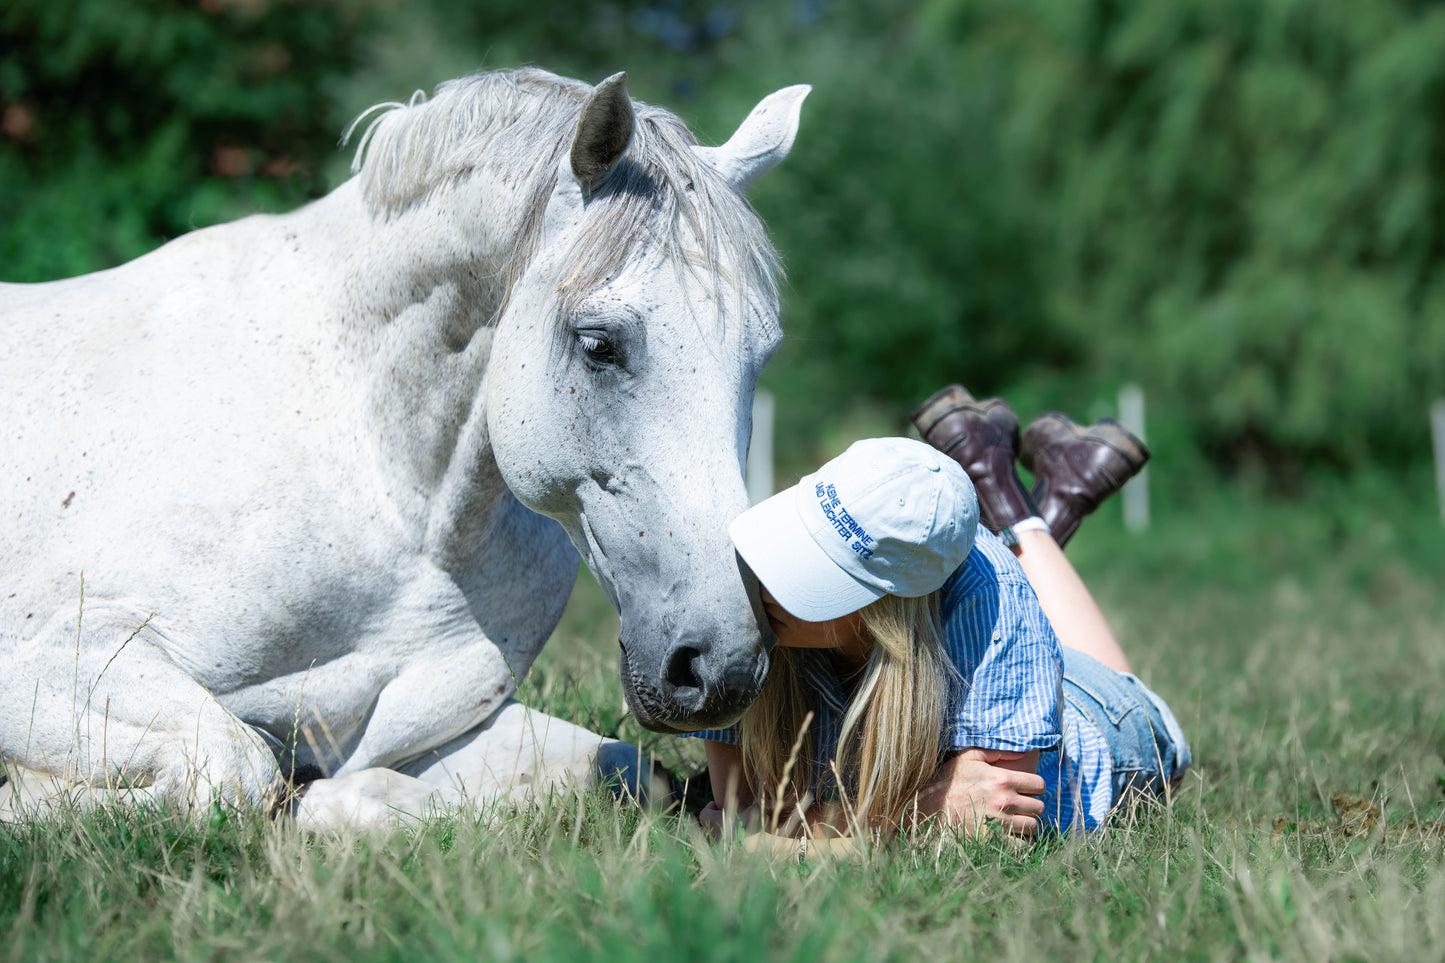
[
  {"left": 1019, "top": 414, "right": 1149, "bottom": 548},
  {"left": 910, "top": 385, "right": 1038, "bottom": 534}
]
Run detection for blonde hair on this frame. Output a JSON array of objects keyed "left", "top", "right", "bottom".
[{"left": 738, "top": 592, "right": 952, "bottom": 829}]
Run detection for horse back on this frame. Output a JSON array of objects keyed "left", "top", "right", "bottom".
[{"left": 1, "top": 205, "right": 374, "bottom": 634}]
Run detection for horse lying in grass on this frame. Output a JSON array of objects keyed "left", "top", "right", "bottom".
[{"left": 0, "top": 67, "right": 808, "bottom": 826}]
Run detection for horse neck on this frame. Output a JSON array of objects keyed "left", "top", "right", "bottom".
[
  {"left": 336, "top": 175, "right": 521, "bottom": 332},
  {"left": 330, "top": 174, "right": 532, "bottom": 566}
]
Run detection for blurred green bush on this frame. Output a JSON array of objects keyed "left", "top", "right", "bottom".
[
  {"left": 4, "top": 0, "right": 1441, "bottom": 487},
  {"left": 734, "top": 0, "right": 1445, "bottom": 485},
  {"left": 0, "top": 0, "right": 379, "bottom": 282}
]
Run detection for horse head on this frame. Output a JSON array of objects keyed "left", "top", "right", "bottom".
[{"left": 488, "top": 73, "right": 809, "bottom": 732}]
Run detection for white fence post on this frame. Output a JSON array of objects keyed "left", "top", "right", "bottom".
[
  {"left": 1432, "top": 399, "right": 1445, "bottom": 527},
  {"left": 1118, "top": 383, "right": 1149, "bottom": 532},
  {"left": 747, "top": 389, "right": 775, "bottom": 505}
]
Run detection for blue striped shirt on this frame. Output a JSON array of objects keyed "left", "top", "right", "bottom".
[{"left": 686, "top": 529, "right": 1114, "bottom": 832}]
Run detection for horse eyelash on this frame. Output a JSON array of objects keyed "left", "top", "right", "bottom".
[{"left": 577, "top": 332, "right": 619, "bottom": 365}]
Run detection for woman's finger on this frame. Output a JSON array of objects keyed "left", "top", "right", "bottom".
[
  {"left": 1001, "top": 813, "right": 1040, "bottom": 837},
  {"left": 1005, "top": 794, "right": 1046, "bottom": 819}
]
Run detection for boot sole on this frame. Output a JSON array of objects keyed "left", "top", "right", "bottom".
[{"left": 1020, "top": 414, "right": 1150, "bottom": 473}]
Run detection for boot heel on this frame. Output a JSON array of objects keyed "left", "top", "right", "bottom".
[
  {"left": 910, "top": 384, "right": 976, "bottom": 439},
  {"left": 1083, "top": 419, "right": 1150, "bottom": 468}
]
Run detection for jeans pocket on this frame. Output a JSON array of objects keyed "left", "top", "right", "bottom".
[{"left": 1066, "top": 674, "right": 1144, "bottom": 727}]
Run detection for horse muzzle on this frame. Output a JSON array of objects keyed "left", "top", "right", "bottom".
[{"left": 618, "top": 634, "right": 769, "bottom": 734}]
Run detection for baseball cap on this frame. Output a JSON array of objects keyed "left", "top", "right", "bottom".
[{"left": 729, "top": 437, "right": 980, "bottom": 622}]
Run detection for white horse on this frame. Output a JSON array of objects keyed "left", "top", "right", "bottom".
[{"left": 0, "top": 67, "right": 808, "bottom": 822}]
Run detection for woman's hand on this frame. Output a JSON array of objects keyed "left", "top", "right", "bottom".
[
  {"left": 698, "top": 800, "right": 728, "bottom": 838},
  {"left": 698, "top": 800, "right": 764, "bottom": 839},
  {"left": 915, "top": 748, "right": 1046, "bottom": 838},
  {"left": 741, "top": 831, "right": 860, "bottom": 861},
  {"left": 700, "top": 797, "right": 860, "bottom": 862}
]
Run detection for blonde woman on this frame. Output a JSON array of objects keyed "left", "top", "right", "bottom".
[{"left": 689, "top": 387, "right": 1190, "bottom": 841}]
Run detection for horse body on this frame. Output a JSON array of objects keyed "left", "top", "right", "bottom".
[
  {"left": 0, "top": 68, "right": 809, "bottom": 814},
  {"left": 3, "top": 182, "right": 566, "bottom": 789}
]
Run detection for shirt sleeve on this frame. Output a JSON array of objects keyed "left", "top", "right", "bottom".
[
  {"left": 940, "top": 540, "right": 1064, "bottom": 753},
  {"left": 677, "top": 725, "right": 740, "bottom": 745}
]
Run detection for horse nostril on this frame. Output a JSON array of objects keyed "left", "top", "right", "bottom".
[{"left": 663, "top": 644, "right": 705, "bottom": 705}]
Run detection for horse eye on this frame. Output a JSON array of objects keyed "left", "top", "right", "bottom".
[{"left": 577, "top": 331, "right": 619, "bottom": 366}]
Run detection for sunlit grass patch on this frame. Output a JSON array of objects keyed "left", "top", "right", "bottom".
[
  {"left": 4, "top": 782, "right": 1442, "bottom": 961},
  {"left": 5, "top": 498, "right": 1444, "bottom": 961}
]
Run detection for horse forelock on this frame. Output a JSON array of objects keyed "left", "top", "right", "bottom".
[
  {"left": 347, "top": 67, "right": 782, "bottom": 355},
  {"left": 542, "top": 114, "right": 783, "bottom": 365}
]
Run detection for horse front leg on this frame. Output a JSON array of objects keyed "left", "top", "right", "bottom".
[
  {"left": 398, "top": 699, "right": 670, "bottom": 807},
  {"left": 290, "top": 700, "right": 670, "bottom": 830},
  {"left": 329, "top": 638, "right": 521, "bottom": 776},
  {"left": 0, "top": 601, "right": 281, "bottom": 817}
]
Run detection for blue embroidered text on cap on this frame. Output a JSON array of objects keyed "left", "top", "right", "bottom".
[{"left": 816, "top": 482, "right": 875, "bottom": 559}]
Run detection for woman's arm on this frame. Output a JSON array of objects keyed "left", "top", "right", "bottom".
[
  {"left": 699, "top": 740, "right": 756, "bottom": 837},
  {"left": 743, "top": 832, "right": 860, "bottom": 861},
  {"left": 704, "top": 740, "right": 753, "bottom": 809},
  {"left": 914, "top": 748, "right": 1046, "bottom": 837},
  {"left": 702, "top": 742, "right": 859, "bottom": 857},
  {"left": 934, "top": 535, "right": 1066, "bottom": 837},
  {"left": 1010, "top": 528, "right": 1132, "bottom": 672}
]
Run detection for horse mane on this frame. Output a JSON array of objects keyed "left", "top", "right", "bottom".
[{"left": 345, "top": 67, "right": 781, "bottom": 342}]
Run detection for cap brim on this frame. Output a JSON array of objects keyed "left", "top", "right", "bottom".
[{"left": 729, "top": 488, "right": 885, "bottom": 622}]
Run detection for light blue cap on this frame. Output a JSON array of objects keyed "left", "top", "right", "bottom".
[{"left": 729, "top": 437, "right": 980, "bottom": 621}]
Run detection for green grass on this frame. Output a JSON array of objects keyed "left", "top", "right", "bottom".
[{"left": 5, "top": 488, "right": 1445, "bottom": 961}]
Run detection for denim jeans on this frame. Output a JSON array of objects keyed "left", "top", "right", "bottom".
[{"left": 1061, "top": 647, "right": 1192, "bottom": 812}]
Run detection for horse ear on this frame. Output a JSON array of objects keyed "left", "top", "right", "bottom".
[
  {"left": 693, "top": 85, "right": 811, "bottom": 190},
  {"left": 570, "top": 71, "right": 635, "bottom": 193}
]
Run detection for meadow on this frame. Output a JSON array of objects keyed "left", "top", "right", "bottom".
[
  {"left": 4, "top": 481, "right": 1442, "bottom": 962},
  {"left": 6, "top": 4, "right": 1445, "bottom": 959}
]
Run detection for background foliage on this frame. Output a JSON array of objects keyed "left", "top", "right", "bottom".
[
  {"left": 4, "top": 0, "right": 1443, "bottom": 490},
  {"left": 0, "top": 0, "right": 377, "bottom": 280},
  {"left": 5, "top": 7, "right": 1443, "bottom": 957}
]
